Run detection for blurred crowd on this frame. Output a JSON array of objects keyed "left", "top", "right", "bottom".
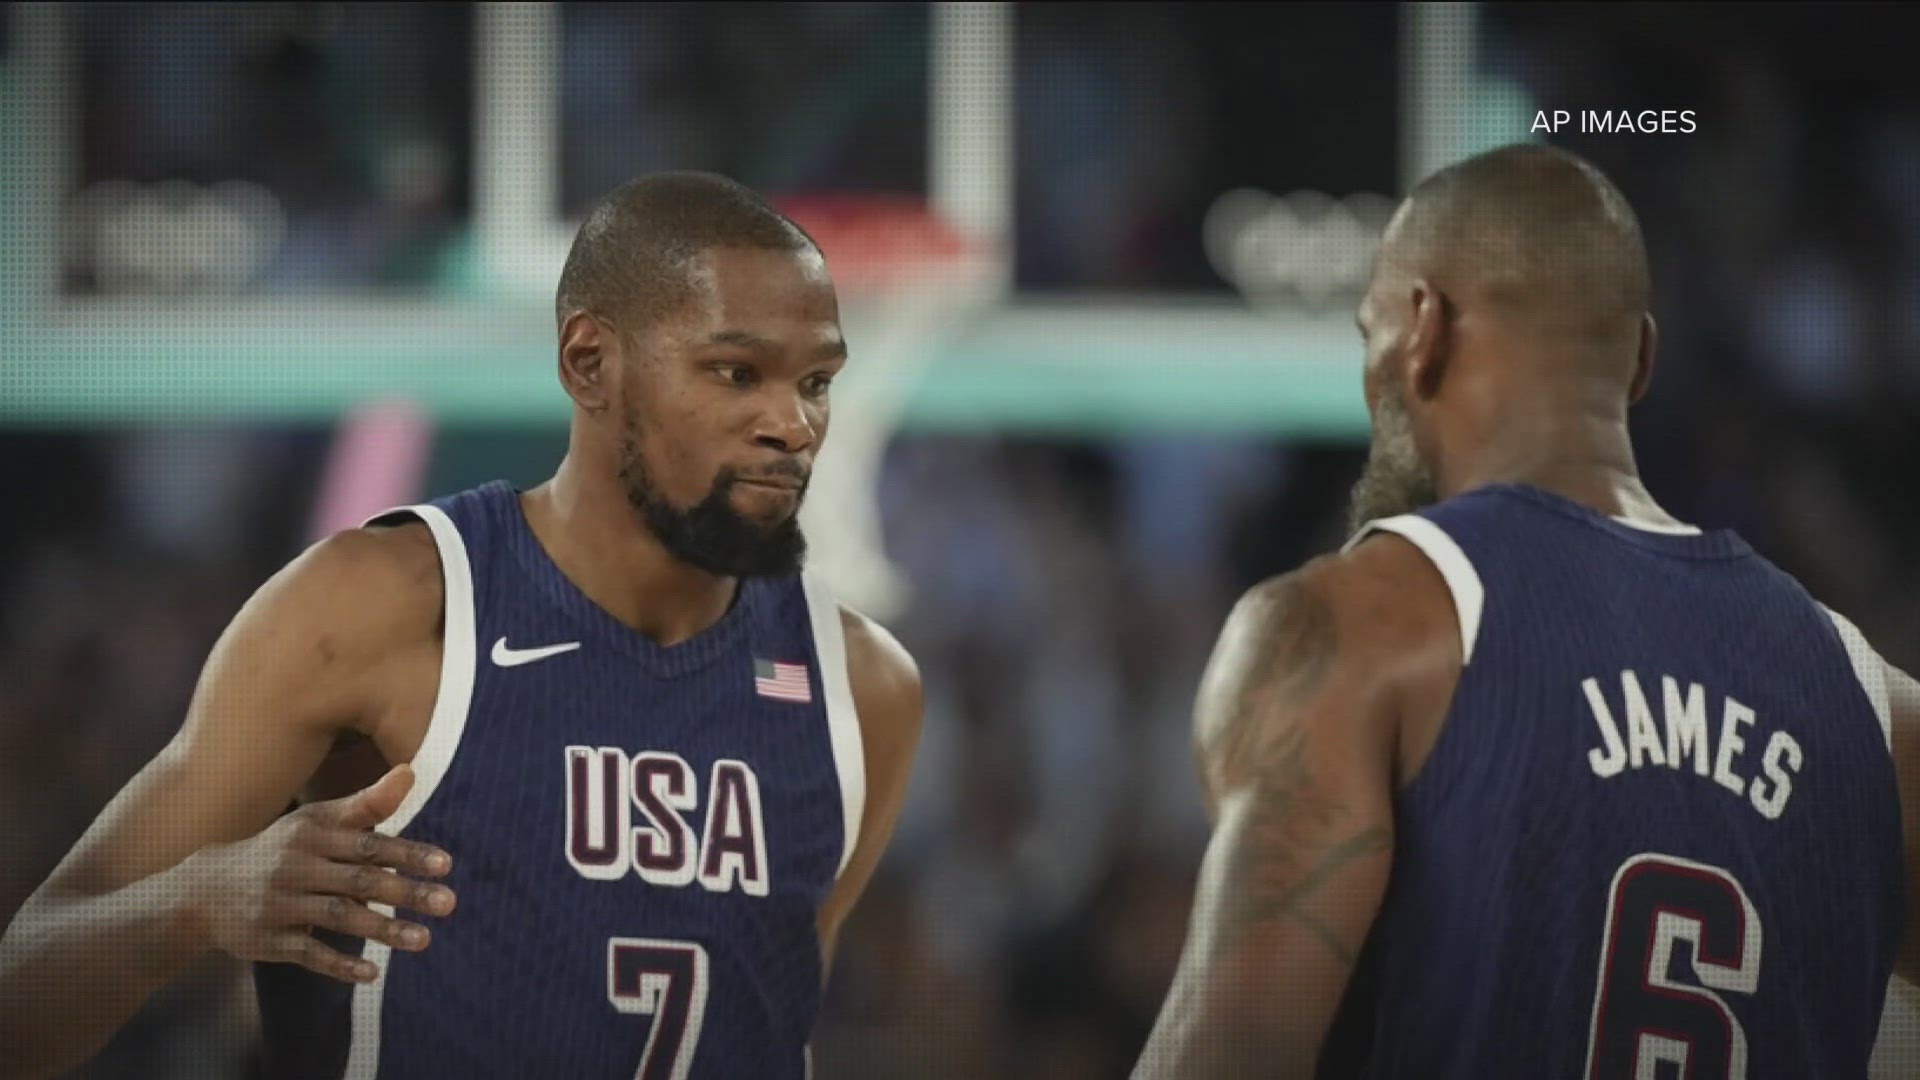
[
  {"left": 7, "top": 3, "right": 1920, "bottom": 1078},
  {"left": 64, "top": 2, "right": 472, "bottom": 295}
]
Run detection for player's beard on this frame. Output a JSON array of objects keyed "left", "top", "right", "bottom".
[
  {"left": 618, "top": 428, "right": 809, "bottom": 578},
  {"left": 1346, "top": 375, "right": 1438, "bottom": 535}
]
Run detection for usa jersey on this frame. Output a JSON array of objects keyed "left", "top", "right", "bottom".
[
  {"left": 255, "top": 480, "right": 866, "bottom": 1079},
  {"left": 1318, "top": 484, "right": 1903, "bottom": 1079}
]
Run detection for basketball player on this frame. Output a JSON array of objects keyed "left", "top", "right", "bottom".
[
  {"left": 1134, "top": 143, "right": 1920, "bottom": 1077},
  {"left": 0, "top": 173, "right": 923, "bottom": 1079}
]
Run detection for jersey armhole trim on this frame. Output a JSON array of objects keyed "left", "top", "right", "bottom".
[
  {"left": 1344, "top": 515, "right": 1485, "bottom": 664},
  {"left": 345, "top": 501, "right": 478, "bottom": 1079},
  {"left": 802, "top": 571, "right": 867, "bottom": 881},
  {"left": 1822, "top": 604, "right": 1893, "bottom": 753}
]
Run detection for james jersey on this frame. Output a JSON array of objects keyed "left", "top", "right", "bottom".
[
  {"left": 1317, "top": 483, "right": 1904, "bottom": 1079},
  {"left": 254, "top": 480, "right": 866, "bottom": 1079}
]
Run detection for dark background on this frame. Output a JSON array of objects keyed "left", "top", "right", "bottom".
[{"left": 4, "top": 3, "right": 1919, "bottom": 1076}]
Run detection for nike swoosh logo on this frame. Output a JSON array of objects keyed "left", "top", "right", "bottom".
[{"left": 491, "top": 637, "right": 582, "bottom": 667}]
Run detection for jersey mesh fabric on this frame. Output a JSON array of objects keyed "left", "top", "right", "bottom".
[
  {"left": 254, "top": 480, "right": 847, "bottom": 1079},
  {"left": 1317, "top": 484, "right": 1904, "bottom": 1079}
]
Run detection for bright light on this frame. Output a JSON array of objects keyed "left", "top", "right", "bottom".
[
  {"left": 1204, "top": 188, "right": 1395, "bottom": 310},
  {"left": 67, "top": 179, "right": 286, "bottom": 296}
]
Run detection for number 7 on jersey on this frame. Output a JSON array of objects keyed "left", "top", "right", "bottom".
[{"left": 608, "top": 937, "right": 710, "bottom": 1080}]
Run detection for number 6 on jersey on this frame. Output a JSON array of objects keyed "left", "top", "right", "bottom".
[
  {"left": 1584, "top": 853, "right": 1764, "bottom": 1079},
  {"left": 608, "top": 937, "right": 710, "bottom": 1080}
]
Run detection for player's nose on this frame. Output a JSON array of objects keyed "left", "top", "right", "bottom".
[{"left": 751, "top": 389, "right": 818, "bottom": 454}]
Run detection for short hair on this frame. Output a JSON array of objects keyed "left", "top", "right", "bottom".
[
  {"left": 554, "top": 172, "right": 818, "bottom": 334},
  {"left": 1387, "top": 144, "right": 1651, "bottom": 346}
]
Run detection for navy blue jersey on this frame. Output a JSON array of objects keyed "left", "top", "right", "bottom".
[
  {"left": 255, "top": 480, "right": 866, "bottom": 1079},
  {"left": 1318, "top": 484, "right": 1903, "bottom": 1079}
]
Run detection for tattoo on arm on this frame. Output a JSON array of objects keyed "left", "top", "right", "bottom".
[{"left": 1205, "top": 575, "right": 1392, "bottom": 968}]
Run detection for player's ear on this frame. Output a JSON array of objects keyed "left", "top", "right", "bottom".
[
  {"left": 558, "top": 311, "right": 614, "bottom": 413},
  {"left": 1626, "top": 312, "right": 1658, "bottom": 405},
  {"left": 1404, "top": 277, "right": 1453, "bottom": 403}
]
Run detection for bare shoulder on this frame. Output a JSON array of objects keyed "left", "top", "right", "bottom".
[
  {"left": 812, "top": 607, "right": 926, "bottom": 953},
  {"left": 1197, "top": 539, "right": 1461, "bottom": 795},
  {"left": 1321, "top": 532, "right": 1464, "bottom": 680},
  {"left": 208, "top": 521, "right": 445, "bottom": 741},
  {"left": 1892, "top": 660, "right": 1920, "bottom": 723},
  {"left": 1225, "top": 536, "right": 1455, "bottom": 657},
  {"left": 292, "top": 519, "right": 442, "bottom": 606},
  {"left": 1889, "top": 657, "right": 1920, "bottom": 770},
  {"left": 1196, "top": 560, "right": 1343, "bottom": 796},
  {"left": 1876, "top": 646, "right": 1920, "bottom": 983},
  {"left": 34, "top": 521, "right": 449, "bottom": 900},
  {"left": 267, "top": 522, "right": 444, "bottom": 648},
  {"left": 837, "top": 605, "right": 923, "bottom": 737}
]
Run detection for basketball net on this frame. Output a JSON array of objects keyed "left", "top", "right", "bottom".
[{"left": 777, "top": 194, "right": 998, "bottom": 621}]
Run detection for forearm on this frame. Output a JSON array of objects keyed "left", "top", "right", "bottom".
[
  {"left": 1135, "top": 785, "right": 1383, "bottom": 1080},
  {"left": 0, "top": 861, "right": 209, "bottom": 1079},
  {"left": 1136, "top": 1034, "right": 1318, "bottom": 1078},
  {"left": 1134, "top": 968, "right": 1321, "bottom": 1080}
]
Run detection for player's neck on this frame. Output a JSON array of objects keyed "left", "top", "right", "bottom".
[
  {"left": 523, "top": 459, "right": 739, "bottom": 647},
  {"left": 1440, "top": 410, "right": 1674, "bottom": 526}
]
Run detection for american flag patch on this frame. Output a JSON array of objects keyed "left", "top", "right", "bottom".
[{"left": 754, "top": 658, "right": 812, "bottom": 703}]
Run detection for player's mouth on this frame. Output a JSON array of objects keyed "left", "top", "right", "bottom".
[{"left": 734, "top": 475, "right": 806, "bottom": 493}]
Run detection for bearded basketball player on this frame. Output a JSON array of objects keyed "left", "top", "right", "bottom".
[
  {"left": 1136, "top": 144, "right": 1920, "bottom": 1078},
  {"left": 0, "top": 173, "right": 923, "bottom": 1079}
]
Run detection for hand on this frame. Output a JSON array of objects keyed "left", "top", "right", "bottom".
[{"left": 183, "top": 764, "right": 456, "bottom": 984}]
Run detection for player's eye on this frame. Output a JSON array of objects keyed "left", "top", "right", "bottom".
[
  {"left": 801, "top": 374, "right": 832, "bottom": 398},
  {"left": 709, "top": 363, "right": 756, "bottom": 387}
]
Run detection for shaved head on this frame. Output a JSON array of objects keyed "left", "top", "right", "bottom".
[
  {"left": 555, "top": 171, "right": 819, "bottom": 337},
  {"left": 1347, "top": 144, "right": 1661, "bottom": 533},
  {"left": 1377, "top": 143, "right": 1651, "bottom": 364}
]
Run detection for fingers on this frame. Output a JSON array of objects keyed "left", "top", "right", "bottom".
[
  {"left": 319, "top": 764, "right": 416, "bottom": 830},
  {"left": 271, "top": 929, "right": 381, "bottom": 985},
  {"left": 278, "top": 853, "right": 457, "bottom": 916},
  {"left": 289, "top": 894, "right": 432, "bottom": 954},
  {"left": 299, "top": 822, "right": 451, "bottom": 878}
]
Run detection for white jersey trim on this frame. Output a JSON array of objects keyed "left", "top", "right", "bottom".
[
  {"left": 1608, "top": 515, "right": 1703, "bottom": 535},
  {"left": 1822, "top": 605, "right": 1892, "bottom": 753},
  {"left": 1344, "top": 514, "right": 1485, "bottom": 665},
  {"left": 344, "top": 502, "right": 479, "bottom": 1079},
  {"left": 802, "top": 570, "right": 866, "bottom": 880}
]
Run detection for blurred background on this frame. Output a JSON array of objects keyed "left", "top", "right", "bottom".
[{"left": 4, "top": 2, "right": 1920, "bottom": 1076}]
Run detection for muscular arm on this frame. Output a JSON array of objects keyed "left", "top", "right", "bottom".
[
  {"left": 1887, "top": 660, "right": 1920, "bottom": 985},
  {"left": 0, "top": 526, "right": 439, "bottom": 1078},
  {"left": 815, "top": 607, "right": 923, "bottom": 971},
  {"left": 1135, "top": 542, "right": 1457, "bottom": 1079}
]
